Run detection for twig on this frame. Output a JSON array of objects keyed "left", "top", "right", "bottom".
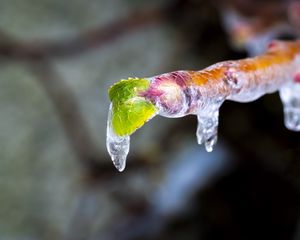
[{"left": 107, "top": 40, "right": 300, "bottom": 165}]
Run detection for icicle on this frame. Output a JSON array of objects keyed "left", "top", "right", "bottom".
[
  {"left": 106, "top": 104, "right": 130, "bottom": 172},
  {"left": 279, "top": 83, "right": 300, "bottom": 131},
  {"left": 196, "top": 103, "right": 221, "bottom": 152}
]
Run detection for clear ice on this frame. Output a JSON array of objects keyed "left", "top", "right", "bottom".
[
  {"left": 280, "top": 83, "right": 300, "bottom": 131},
  {"left": 106, "top": 104, "right": 130, "bottom": 172},
  {"left": 106, "top": 79, "right": 225, "bottom": 171},
  {"left": 196, "top": 108, "right": 220, "bottom": 152},
  {"left": 106, "top": 72, "right": 300, "bottom": 171}
]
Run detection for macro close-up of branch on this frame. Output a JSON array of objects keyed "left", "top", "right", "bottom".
[{"left": 1, "top": 0, "right": 300, "bottom": 240}]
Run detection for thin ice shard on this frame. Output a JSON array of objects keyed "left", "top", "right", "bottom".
[
  {"left": 106, "top": 104, "right": 130, "bottom": 172},
  {"left": 279, "top": 83, "right": 300, "bottom": 131},
  {"left": 196, "top": 118, "right": 218, "bottom": 152},
  {"left": 196, "top": 103, "right": 222, "bottom": 152}
]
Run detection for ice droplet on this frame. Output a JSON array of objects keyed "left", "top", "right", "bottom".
[
  {"left": 106, "top": 104, "right": 130, "bottom": 172},
  {"left": 196, "top": 106, "right": 220, "bottom": 152},
  {"left": 279, "top": 83, "right": 300, "bottom": 131}
]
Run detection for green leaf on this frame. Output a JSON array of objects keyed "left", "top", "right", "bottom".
[{"left": 108, "top": 78, "right": 158, "bottom": 136}]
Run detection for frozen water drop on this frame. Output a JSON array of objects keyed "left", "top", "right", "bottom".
[
  {"left": 106, "top": 104, "right": 130, "bottom": 172},
  {"left": 205, "top": 135, "right": 218, "bottom": 152},
  {"left": 283, "top": 108, "right": 300, "bottom": 131},
  {"left": 196, "top": 105, "right": 220, "bottom": 152},
  {"left": 279, "top": 83, "right": 300, "bottom": 131},
  {"left": 106, "top": 135, "right": 129, "bottom": 172}
]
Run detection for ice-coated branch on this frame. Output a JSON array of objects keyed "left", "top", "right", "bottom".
[{"left": 107, "top": 39, "right": 300, "bottom": 172}]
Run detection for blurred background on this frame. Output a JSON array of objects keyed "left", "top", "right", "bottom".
[{"left": 0, "top": 0, "right": 300, "bottom": 239}]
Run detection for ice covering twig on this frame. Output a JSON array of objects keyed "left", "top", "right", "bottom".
[{"left": 107, "top": 39, "right": 300, "bottom": 171}]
